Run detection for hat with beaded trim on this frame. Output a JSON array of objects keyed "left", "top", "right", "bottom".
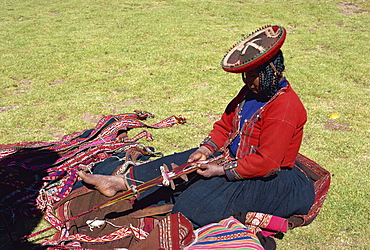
[{"left": 221, "top": 25, "right": 286, "bottom": 73}]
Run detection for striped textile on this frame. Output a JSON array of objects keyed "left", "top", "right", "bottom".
[{"left": 185, "top": 217, "right": 264, "bottom": 250}]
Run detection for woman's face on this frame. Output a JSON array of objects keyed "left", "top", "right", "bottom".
[{"left": 243, "top": 70, "right": 262, "bottom": 94}]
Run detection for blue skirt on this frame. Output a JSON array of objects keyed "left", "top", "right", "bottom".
[{"left": 127, "top": 148, "right": 315, "bottom": 228}]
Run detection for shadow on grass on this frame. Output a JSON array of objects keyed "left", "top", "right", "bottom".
[
  {"left": 0, "top": 147, "right": 60, "bottom": 249},
  {"left": 0, "top": 214, "right": 48, "bottom": 250}
]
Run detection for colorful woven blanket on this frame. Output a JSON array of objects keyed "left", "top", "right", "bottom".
[{"left": 0, "top": 111, "right": 186, "bottom": 220}]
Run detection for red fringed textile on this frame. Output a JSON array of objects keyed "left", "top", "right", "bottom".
[
  {"left": 288, "top": 153, "right": 331, "bottom": 229},
  {"left": 0, "top": 111, "right": 186, "bottom": 218}
]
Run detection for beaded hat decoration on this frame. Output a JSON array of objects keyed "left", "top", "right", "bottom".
[{"left": 221, "top": 25, "right": 286, "bottom": 73}]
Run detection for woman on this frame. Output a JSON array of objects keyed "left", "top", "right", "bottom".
[{"left": 78, "top": 25, "right": 315, "bottom": 228}]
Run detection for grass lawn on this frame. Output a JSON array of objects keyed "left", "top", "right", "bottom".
[{"left": 0, "top": 0, "right": 369, "bottom": 249}]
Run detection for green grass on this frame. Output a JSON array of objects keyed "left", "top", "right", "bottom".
[{"left": 0, "top": 0, "right": 369, "bottom": 249}]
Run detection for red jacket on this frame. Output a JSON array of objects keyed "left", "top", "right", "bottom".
[{"left": 202, "top": 81, "right": 307, "bottom": 180}]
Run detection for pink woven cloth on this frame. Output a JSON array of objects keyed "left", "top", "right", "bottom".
[{"left": 186, "top": 217, "right": 264, "bottom": 250}]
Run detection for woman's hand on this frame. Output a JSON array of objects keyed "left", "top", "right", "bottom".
[
  {"left": 188, "top": 146, "right": 224, "bottom": 177},
  {"left": 196, "top": 163, "right": 225, "bottom": 178},
  {"left": 187, "top": 146, "right": 212, "bottom": 163}
]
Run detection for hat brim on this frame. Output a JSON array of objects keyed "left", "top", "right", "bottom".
[{"left": 221, "top": 25, "right": 286, "bottom": 73}]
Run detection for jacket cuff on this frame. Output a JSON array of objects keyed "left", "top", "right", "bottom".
[
  {"left": 200, "top": 136, "right": 218, "bottom": 153},
  {"left": 223, "top": 161, "right": 243, "bottom": 181}
]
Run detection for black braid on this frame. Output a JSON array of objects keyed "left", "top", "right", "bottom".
[{"left": 258, "top": 50, "right": 285, "bottom": 98}]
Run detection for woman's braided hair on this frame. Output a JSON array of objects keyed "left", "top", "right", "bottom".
[{"left": 258, "top": 50, "right": 285, "bottom": 98}]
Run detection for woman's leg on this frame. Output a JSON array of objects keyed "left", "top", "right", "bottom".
[
  {"left": 127, "top": 148, "right": 197, "bottom": 209},
  {"left": 171, "top": 166, "right": 315, "bottom": 228},
  {"left": 77, "top": 148, "right": 197, "bottom": 198}
]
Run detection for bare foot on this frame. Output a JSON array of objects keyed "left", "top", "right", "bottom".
[{"left": 77, "top": 171, "right": 128, "bottom": 197}]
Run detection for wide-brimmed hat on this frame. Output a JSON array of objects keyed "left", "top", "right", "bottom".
[{"left": 221, "top": 25, "right": 286, "bottom": 73}]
